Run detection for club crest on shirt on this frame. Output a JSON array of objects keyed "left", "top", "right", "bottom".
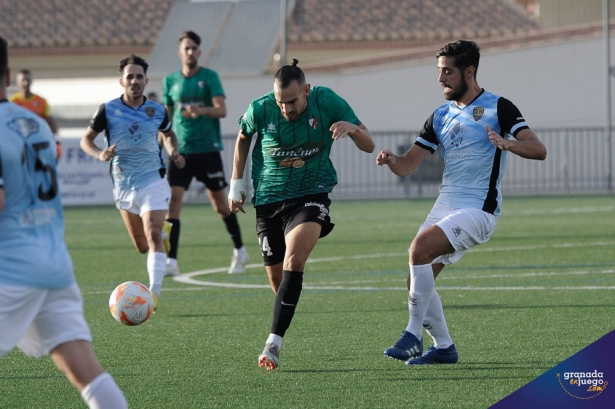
[
  {"left": 309, "top": 117, "right": 319, "bottom": 129},
  {"left": 145, "top": 107, "right": 155, "bottom": 118},
  {"left": 198, "top": 81, "right": 204, "bottom": 89},
  {"left": 473, "top": 107, "right": 484, "bottom": 121}
]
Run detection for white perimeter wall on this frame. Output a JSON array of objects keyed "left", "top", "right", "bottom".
[
  {"left": 31, "top": 34, "right": 613, "bottom": 137},
  {"left": 24, "top": 35, "right": 614, "bottom": 205},
  {"left": 219, "top": 36, "right": 609, "bottom": 132}
]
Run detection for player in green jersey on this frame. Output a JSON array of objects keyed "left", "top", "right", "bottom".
[
  {"left": 162, "top": 30, "right": 248, "bottom": 276},
  {"left": 229, "top": 59, "right": 375, "bottom": 370}
]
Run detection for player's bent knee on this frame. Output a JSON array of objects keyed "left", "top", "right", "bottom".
[{"left": 409, "top": 242, "right": 437, "bottom": 265}]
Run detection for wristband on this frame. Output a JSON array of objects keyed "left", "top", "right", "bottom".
[{"left": 228, "top": 179, "right": 245, "bottom": 202}]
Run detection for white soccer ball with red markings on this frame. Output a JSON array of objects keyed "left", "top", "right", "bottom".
[{"left": 109, "top": 281, "right": 154, "bottom": 326}]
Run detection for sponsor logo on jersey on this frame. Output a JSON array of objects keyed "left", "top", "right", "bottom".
[
  {"left": 128, "top": 121, "right": 142, "bottom": 141},
  {"left": 267, "top": 143, "right": 323, "bottom": 168},
  {"left": 8, "top": 117, "right": 39, "bottom": 138},
  {"left": 473, "top": 107, "right": 484, "bottom": 121},
  {"left": 267, "top": 142, "right": 324, "bottom": 168},
  {"left": 448, "top": 122, "right": 464, "bottom": 148},
  {"left": 180, "top": 101, "right": 205, "bottom": 109}
]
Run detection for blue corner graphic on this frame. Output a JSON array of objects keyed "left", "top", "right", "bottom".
[{"left": 491, "top": 329, "right": 614, "bottom": 409}]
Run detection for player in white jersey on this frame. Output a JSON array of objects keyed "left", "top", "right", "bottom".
[
  {"left": 80, "top": 55, "right": 185, "bottom": 309},
  {"left": 377, "top": 40, "right": 547, "bottom": 365},
  {"left": 0, "top": 35, "right": 128, "bottom": 408}
]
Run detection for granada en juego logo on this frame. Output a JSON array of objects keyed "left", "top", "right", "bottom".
[{"left": 557, "top": 370, "right": 608, "bottom": 400}]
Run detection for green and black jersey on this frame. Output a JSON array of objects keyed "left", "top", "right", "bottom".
[
  {"left": 238, "top": 86, "right": 361, "bottom": 206},
  {"left": 162, "top": 67, "right": 225, "bottom": 154}
]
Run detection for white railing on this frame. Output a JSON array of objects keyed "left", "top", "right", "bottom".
[
  {"left": 196, "top": 128, "right": 613, "bottom": 204},
  {"left": 56, "top": 128, "right": 614, "bottom": 206}
]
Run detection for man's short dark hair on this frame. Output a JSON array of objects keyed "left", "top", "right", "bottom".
[
  {"left": 0, "top": 36, "right": 8, "bottom": 78},
  {"left": 18, "top": 69, "right": 32, "bottom": 76},
  {"left": 179, "top": 30, "right": 201, "bottom": 46},
  {"left": 119, "top": 54, "right": 149, "bottom": 75},
  {"left": 274, "top": 58, "right": 306, "bottom": 89},
  {"left": 436, "top": 40, "right": 481, "bottom": 77}
]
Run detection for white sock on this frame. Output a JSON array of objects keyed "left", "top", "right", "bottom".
[
  {"left": 423, "top": 290, "right": 453, "bottom": 349},
  {"left": 405, "top": 263, "right": 435, "bottom": 340},
  {"left": 147, "top": 252, "right": 166, "bottom": 297},
  {"left": 81, "top": 372, "right": 127, "bottom": 409},
  {"left": 166, "top": 257, "right": 177, "bottom": 268},
  {"left": 266, "top": 333, "right": 283, "bottom": 349}
]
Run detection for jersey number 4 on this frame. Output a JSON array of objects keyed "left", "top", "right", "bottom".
[{"left": 259, "top": 236, "right": 274, "bottom": 257}]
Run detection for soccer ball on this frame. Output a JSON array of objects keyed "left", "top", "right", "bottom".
[{"left": 109, "top": 281, "right": 154, "bottom": 326}]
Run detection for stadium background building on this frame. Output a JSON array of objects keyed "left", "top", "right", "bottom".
[{"left": 2, "top": 0, "right": 614, "bottom": 203}]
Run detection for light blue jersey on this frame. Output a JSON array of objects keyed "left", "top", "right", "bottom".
[
  {"left": 0, "top": 100, "right": 74, "bottom": 288},
  {"left": 416, "top": 90, "right": 529, "bottom": 216},
  {"left": 89, "top": 97, "right": 171, "bottom": 190}
]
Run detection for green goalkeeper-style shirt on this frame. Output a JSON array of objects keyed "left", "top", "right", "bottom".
[
  {"left": 238, "top": 86, "right": 361, "bottom": 206},
  {"left": 162, "top": 67, "right": 225, "bottom": 153}
]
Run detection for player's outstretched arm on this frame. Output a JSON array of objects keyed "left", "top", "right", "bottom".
[
  {"left": 80, "top": 127, "right": 116, "bottom": 162},
  {"left": 376, "top": 144, "right": 431, "bottom": 177},
  {"left": 160, "top": 129, "right": 185, "bottom": 169},
  {"left": 330, "top": 122, "right": 375, "bottom": 153},
  {"left": 486, "top": 125, "right": 547, "bottom": 161}
]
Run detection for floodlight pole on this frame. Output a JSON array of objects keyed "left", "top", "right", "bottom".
[
  {"left": 605, "top": 0, "right": 614, "bottom": 191},
  {"left": 279, "top": 0, "right": 287, "bottom": 68}
]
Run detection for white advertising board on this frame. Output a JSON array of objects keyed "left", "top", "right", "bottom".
[{"left": 57, "top": 138, "right": 115, "bottom": 206}]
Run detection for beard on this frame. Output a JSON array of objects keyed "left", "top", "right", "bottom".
[
  {"left": 444, "top": 76, "right": 468, "bottom": 102},
  {"left": 130, "top": 86, "right": 142, "bottom": 98}
]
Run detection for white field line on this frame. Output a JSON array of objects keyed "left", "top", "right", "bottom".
[{"left": 163, "top": 240, "right": 615, "bottom": 291}]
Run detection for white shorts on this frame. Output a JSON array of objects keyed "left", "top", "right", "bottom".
[
  {"left": 416, "top": 202, "right": 499, "bottom": 265},
  {"left": 113, "top": 177, "right": 171, "bottom": 216},
  {"left": 0, "top": 283, "right": 92, "bottom": 358}
]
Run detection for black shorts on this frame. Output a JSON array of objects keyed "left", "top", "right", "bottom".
[
  {"left": 167, "top": 152, "right": 228, "bottom": 191},
  {"left": 255, "top": 193, "right": 335, "bottom": 266}
]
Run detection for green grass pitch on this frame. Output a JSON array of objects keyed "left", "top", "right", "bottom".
[{"left": 1, "top": 195, "right": 614, "bottom": 408}]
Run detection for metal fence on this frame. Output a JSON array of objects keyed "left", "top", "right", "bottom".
[{"left": 184, "top": 128, "right": 614, "bottom": 202}]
